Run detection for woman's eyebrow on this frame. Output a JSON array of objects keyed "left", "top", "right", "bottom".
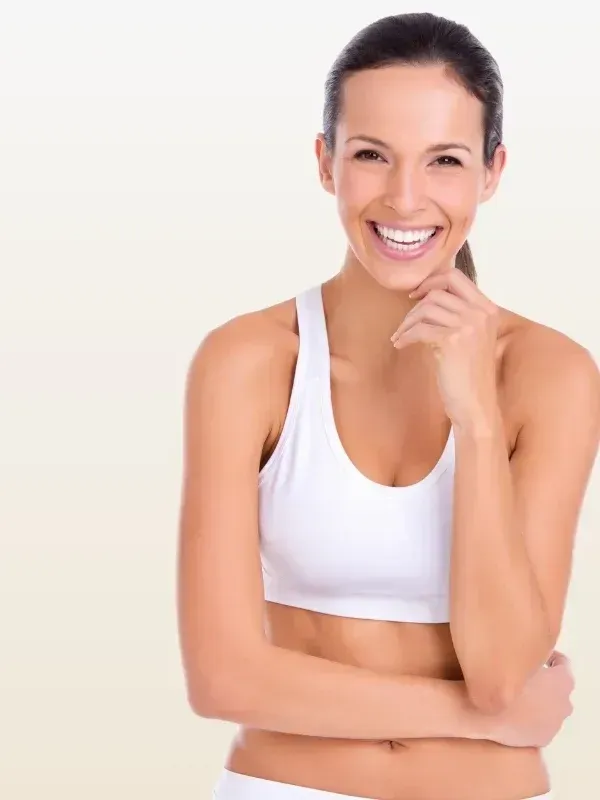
[{"left": 345, "top": 135, "right": 472, "bottom": 154}]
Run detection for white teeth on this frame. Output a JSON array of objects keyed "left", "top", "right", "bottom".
[{"left": 374, "top": 224, "right": 436, "bottom": 244}]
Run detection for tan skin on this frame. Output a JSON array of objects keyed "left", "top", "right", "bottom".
[{"left": 178, "top": 65, "right": 600, "bottom": 799}]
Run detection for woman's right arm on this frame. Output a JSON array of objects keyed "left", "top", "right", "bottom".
[{"left": 176, "top": 317, "right": 571, "bottom": 745}]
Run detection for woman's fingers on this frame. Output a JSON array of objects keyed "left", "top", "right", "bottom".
[
  {"left": 392, "top": 322, "right": 445, "bottom": 351},
  {"left": 391, "top": 303, "right": 461, "bottom": 343},
  {"left": 409, "top": 269, "right": 493, "bottom": 310}
]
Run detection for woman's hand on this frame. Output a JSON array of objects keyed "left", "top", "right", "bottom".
[
  {"left": 391, "top": 269, "right": 500, "bottom": 430},
  {"left": 484, "top": 651, "right": 575, "bottom": 748}
]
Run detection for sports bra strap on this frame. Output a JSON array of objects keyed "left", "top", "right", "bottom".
[{"left": 295, "top": 285, "right": 330, "bottom": 381}]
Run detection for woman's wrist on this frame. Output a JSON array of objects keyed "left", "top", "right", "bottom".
[{"left": 434, "top": 678, "right": 493, "bottom": 741}]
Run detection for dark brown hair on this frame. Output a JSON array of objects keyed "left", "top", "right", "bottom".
[{"left": 322, "top": 12, "right": 504, "bottom": 283}]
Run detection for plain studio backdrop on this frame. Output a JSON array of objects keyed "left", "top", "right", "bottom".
[{"left": 1, "top": 1, "right": 599, "bottom": 798}]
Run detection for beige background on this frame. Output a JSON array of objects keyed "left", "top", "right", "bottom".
[{"left": 2, "top": 1, "right": 599, "bottom": 798}]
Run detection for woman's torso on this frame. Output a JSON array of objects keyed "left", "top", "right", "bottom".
[{"left": 224, "top": 282, "right": 550, "bottom": 800}]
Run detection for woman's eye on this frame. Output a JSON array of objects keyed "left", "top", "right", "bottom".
[
  {"left": 435, "top": 155, "right": 462, "bottom": 167},
  {"left": 354, "top": 149, "right": 383, "bottom": 162}
]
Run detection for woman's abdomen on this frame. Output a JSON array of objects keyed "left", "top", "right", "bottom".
[
  {"left": 227, "top": 730, "right": 547, "bottom": 800},
  {"left": 225, "top": 605, "right": 549, "bottom": 800}
]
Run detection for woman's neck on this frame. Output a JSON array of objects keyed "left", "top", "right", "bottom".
[{"left": 322, "top": 260, "right": 420, "bottom": 374}]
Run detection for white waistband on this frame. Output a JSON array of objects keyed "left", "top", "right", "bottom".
[
  {"left": 213, "top": 770, "right": 364, "bottom": 799},
  {"left": 213, "top": 769, "right": 552, "bottom": 800}
]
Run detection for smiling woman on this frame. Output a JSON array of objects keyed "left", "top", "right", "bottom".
[
  {"left": 318, "top": 57, "right": 504, "bottom": 291},
  {"left": 347, "top": 140, "right": 473, "bottom": 259},
  {"left": 177, "top": 11, "right": 600, "bottom": 800}
]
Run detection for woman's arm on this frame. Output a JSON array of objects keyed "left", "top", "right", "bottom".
[
  {"left": 393, "top": 270, "right": 599, "bottom": 714},
  {"left": 176, "top": 316, "right": 488, "bottom": 742},
  {"left": 449, "top": 330, "right": 600, "bottom": 712}
]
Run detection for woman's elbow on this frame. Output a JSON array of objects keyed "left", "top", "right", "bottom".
[
  {"left": 186, "top": 662, "right": 262, "bottom": 722},
  {"left": 187, "top": 676, "right": 226, "bottom": 719},
  {"left": 464, "top": 643, "right": 552, "bottom": 714},
  {"left": 465, "top": 675, "right": 522, "bottom": 715}
]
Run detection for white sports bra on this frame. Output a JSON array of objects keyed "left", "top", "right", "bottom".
[{"left": 258, "top": 284, "right": 455, "bottom": 623}]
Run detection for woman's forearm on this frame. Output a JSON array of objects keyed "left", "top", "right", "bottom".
[
  {"left": 449, "top": 407, "right": 553, "bottom": 711},
  {"left": 196, "top": 642, "right": 491, "bottom": 742}
]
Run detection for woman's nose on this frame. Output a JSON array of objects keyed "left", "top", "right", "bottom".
[{"left": 383, "top": 165, "right": 427, "bottom": 216}]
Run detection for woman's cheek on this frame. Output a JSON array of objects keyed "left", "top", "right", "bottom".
[{"left": 338, "top": 164, "right": 383, "bottom": 203}]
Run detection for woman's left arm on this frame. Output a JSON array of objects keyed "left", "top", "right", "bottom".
[
  {"left": 393, "top": 271, "right": 600, "bottom": 714},
  {"left": 450, "top": 340, "right": 600, "bottom": 713}
]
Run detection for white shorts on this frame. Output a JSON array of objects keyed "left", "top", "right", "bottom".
[{"left": 212, "top": 769, "right": 552, "bottom": 799}]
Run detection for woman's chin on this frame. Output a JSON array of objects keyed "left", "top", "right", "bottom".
[{"left": 361, "top": 253, "right": 442, "bottom": 292}]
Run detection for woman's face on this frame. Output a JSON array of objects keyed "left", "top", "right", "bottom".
[{"left": 316, "top": 63, "right": 506, "bottom": 291}]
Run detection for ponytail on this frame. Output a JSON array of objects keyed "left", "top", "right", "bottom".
[{"left": 455, "top": 240, "right": 477, "bottom": 283}]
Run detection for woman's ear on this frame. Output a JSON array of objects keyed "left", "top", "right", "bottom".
[
  {"left": 315, "top": 134, "right": 335, "bottom": 195},
  {"left": 480, "top": 143, "right": 507, "bottom": 203}
]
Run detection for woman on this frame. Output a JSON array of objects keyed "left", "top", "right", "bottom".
[{"left": 177, "top": 13, "right": 600, "bottom": 800}]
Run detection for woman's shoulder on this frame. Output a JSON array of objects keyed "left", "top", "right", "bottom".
[
  {"left": 498, "top": 305, "right": 594, "bottom": 369},
  {"left": 186, "top": 295, "right": 300, "bottom": 397},
  {"left": 497, "top": 305, "right": 599, "bottom": 419}
]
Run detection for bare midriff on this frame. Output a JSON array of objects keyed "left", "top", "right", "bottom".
[{"left": 225, "top": 602, "right": 550, "bottom": 800}]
